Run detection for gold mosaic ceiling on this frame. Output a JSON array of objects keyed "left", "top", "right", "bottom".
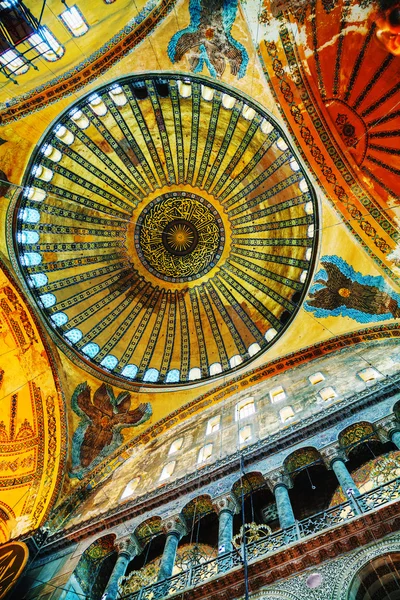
[{"left": 12, "top": 74, "right": 319, "bottom": 386}]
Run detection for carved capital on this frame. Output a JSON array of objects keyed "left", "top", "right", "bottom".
[
  {"left": 116, "top": 534, "right": 142, "bottom": 558},
  {"left": 161, "top": 514, "right": 187, "bottom": 539},
  {"left": 376, "top": 415, "right": 399, "bottom": 441},
  {"left": 212, "top": 492, "right": 240, "bottom": 515},
  {"left": 320, "top": 445, "right": 343, "bottom": 469},
  {"left": 264, "top": 469, "right": 291, "bottom": 492}
]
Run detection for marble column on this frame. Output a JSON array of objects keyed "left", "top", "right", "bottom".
[
  {"left": 157, "top": 516, "right": 187, "bottom": 582},
  {"left": 331, "top": 456, "right": 360, "bottom": 498},
  {"left": 273, "top": 483, "right": 296, "bottom": 530},
  {"left": 102, "top": 535, "right": 141, "bottom": 600},
  {"left": 389, "top": 428, "right": 400, "bottom": 450},
  {"left": 212, "top": 493, "right": 239, "bottom": 554}
]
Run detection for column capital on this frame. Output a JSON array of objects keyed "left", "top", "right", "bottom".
[
  {"left": 212, "top": 492, "right": 240, "bottom": 515},
  {"left": 264, "top": 468, "right": 291, "bottom": 492},
  {"left": 116, "top": 534, "right": 142, "bottom": 558},
  {"left": 161, "top": 514, "right": 187, "bottom": 539},
  {"left": 320, "top": 445, "right": 347, "bottom": 468},
  {"left": 376, "top": 415, "right": 400, "bottom": 439}
]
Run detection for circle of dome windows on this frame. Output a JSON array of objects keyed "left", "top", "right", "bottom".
[{"left": 15, "top": 76, "right": 317, "bottom": 384}]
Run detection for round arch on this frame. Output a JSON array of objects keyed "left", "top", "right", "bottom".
[{"left": 333, "top": 535, "right": 400, "bottom": 600}]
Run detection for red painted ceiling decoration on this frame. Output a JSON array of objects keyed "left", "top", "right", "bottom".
[{"left": 259, "top": 0, "right": 400, "bottom": 285}]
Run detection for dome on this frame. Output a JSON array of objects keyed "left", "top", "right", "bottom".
[{"left": 13, "top": 73, "right": 319, "bottom": 386}]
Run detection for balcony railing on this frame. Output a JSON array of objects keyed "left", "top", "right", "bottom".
[{"left": 119, "top": 476, "right": 400, "bottom": 600}]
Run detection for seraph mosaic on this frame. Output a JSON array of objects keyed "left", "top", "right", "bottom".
[
  {"left": 168, "top": 0, "right": 248, "bottom": 78},
  {"left": 71, "top": 382, "right": 151, "bottom": 478},
  {"left": 304, "top": 256, "right": 400, "bottom": 322}
]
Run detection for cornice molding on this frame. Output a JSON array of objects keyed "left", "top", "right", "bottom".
[
  {"left": 42, "top": 323, "right": 400, "bottom": 527},
  {"left": 37, "top": 373, "right": 400, "bottom": 555}
]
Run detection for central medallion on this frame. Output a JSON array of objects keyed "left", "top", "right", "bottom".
[
  {"left": 135, "top": 192, "right": 224, "bottom": 283},
  {"left": 162, "top": 220, "right": 198, "bottom": 256}
]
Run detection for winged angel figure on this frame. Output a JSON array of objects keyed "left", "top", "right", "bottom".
[
  {"left": 305, "top": 259, "right": 400, "bottom": 320},
  {"left": 71, "top": 382, "right": 151, "bottom": 471},
  {"left": 168, "top": 0, "right": 248, "bottom": 78}
]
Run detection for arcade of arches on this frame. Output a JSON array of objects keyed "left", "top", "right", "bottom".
[{"left": 0, "top": 0, "right": 400, "bottom": 599}]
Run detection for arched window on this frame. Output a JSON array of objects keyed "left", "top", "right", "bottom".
[
  {"left": 265, "top": 328, "right": 277, "bottom": 342},
  {"left": 319, "top": 387, "right": 337, "bottom": 402},
  {"left": 229, "top": 355, "right": 242, "bottom": 368},
  {"left": 235, "top": 397, "right": 255, "bottom": 421},
  {"left": 120, "top": 477, "right": 140, "bottom": 501},
  {"left": 100, "top": 355, "right": 118, "bottom": 370},
  {"left": 30, "top": 273, "right": 47, "bottom": 287},
  {"left": 121, "top": 364, "right": 138, "bottom": 379},
  {"left": 198, "top": 444, "right": 213, "bottom": 464},
  {"left": 64, "top": 328, "right": 83, "bottom": 343},
  {"left": 60, "top": 5, "right": 89, "bottom": 37},
  {"left": 206, "top": 415, "right": 220, "bottom": 435},
  {"left": 280, "top": 406, "right": 295, "bottom": 423},
  {"left": 20, "top": 208, "right": 40, "bottom": 224},
  {"left": 19, "top": 230, "right": 39, "bottom": 244},
  {"left": 165, "top": 369, "right": 180, "bottom": 383},
  {"left": 358, "top": 367, "right": 382, "bottom": 383},
  {"left": 188, "top": 367, "right": 201, "bottom": 381},
  {"left": 143, "top": 368, "right": 159, "bottom": 383},
  {"left": 209, "top": 362, "right": 222, "bottom": 376},
  {"left": 270, "top": 386, "right": 286, "bottom": 403},
  {"left": 239, "top": 425, "right": 252, "bottom": 445},
  {"left": 248, "top": 343, "right": 261, "bottom": 357},
  {"left": 39, "top": 293, "right": 56, "bottom": 308},
  {"left": 50, "top": 312, "right": 68, "bottom": 327},
  {"left": 88, "top": 94, "right": 108, "bottom": 116},
  {"left": 55, "top": 125, "right": 74, "bottom": 145},
  {"left": 169, "top": 438, "right": 183, "bottom": 455},
  {"left": 82, "top": 343, "right": 100, "bottom": 358},
  {"left": 109, "top": 85, "right": 128, "bottom": 107},
  {"left": 21, "top": 252, "right": 41, "bottom": 266},
  {"left": 160, "top": 461, "right": 175, "bottom": 481},
  {"left": 309, "top": 372, "right": 325, "bottom": 385}
]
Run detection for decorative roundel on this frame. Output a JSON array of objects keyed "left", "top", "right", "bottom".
[
  {"left": 13, "top": 73, "right": 319, "bottom": 387},
  {"left": 136, "top": 193, "right": 224, "bottom": 282}
]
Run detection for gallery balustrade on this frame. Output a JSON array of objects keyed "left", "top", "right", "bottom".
[{"left": 118, "top": 475, "right": 400, "bottom": 600}]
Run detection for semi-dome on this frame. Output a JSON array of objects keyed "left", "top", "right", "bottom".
[{"left": 13, "top": 73, "right": 319, "bottom": 386}]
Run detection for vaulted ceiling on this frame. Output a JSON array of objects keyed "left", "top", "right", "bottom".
[{"left": 0, "top": 0, "right": 399, "bottom": 540}]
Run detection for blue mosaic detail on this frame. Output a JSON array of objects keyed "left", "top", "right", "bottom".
[{"left": 305, "top": 255, "right": 400, "bottom": 323}]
